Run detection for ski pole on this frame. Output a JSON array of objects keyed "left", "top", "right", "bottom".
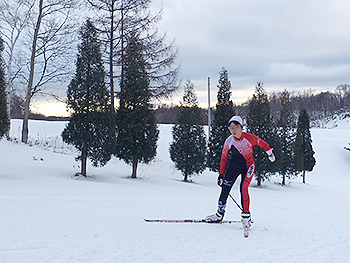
[{"left": 229, "top": 194, "right": 243, "bottom": 211}]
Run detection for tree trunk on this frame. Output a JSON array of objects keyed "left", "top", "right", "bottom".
[
  {"left": 21, "top": 96, "right": 30, "bottom": 143},
  {"left": 183, "top": 173, "right": 188, "bottom": 182},
  {"left": 256, "top": 173, "right": 261, "bottom": 187},
  {"left": 109, "top": 3, "right": 115, "bottom": 112},
  {"left": 132, "top": 159, "right": 138, "bottom": 178},
  {"left": 282, "top": 174, "right": 286, "bottom": 186},
  {"left": 302, "top": 170, "right": 306, "bottom": 183},
  {"left": 6, "top": 65, "right": 13, "bottom": 138},
  {"left": 21, "top": 0, "right": 43, "bottom": 143},
  {"left": 81, "top": 146, "right": 87, "bottom": 177}
]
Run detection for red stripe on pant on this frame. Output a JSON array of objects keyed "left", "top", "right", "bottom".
[{"left": 240, "top": 163, "right": 255, "bottom": 213}]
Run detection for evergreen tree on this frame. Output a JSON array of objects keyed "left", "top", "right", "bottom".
[
  {"left": 207, "top": 68, "right": 235, "bottom": 172},
  {"left": 115, "top": 33, "right": 159, "bottom": 179},
  {"left": 277, "top": 90, "right": 296, "bottom": 185},
  {"left": 246, "top": 82, "right": 274, "bottom": 186},
  {"left": 0, "top": 35, "right": 9, "bottom": 138},
  {"left": 170, "top": 80, "right": 207, "bottom": 182},
  {"left": 62, "top": 20, "right": 115, "bottom": 176},
  {"left": 294, "top": 108, "right": 316, "bottom": 183}
]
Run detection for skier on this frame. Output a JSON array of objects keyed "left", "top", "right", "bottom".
[{"left": 205, "top": 115, "right": 276, "bottom": 229}]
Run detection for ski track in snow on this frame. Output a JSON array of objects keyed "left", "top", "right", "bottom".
[{"left": 0, "top": 119, "right": 349, "bottom": 262}]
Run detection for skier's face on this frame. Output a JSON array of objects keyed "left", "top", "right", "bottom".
[{"left": 228, "top": 123, "right": 243, "bottom": 139}]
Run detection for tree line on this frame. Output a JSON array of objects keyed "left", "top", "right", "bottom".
[
  {"left": 4, "top": 85, "right": 350, "bottom": 125},
  {"left": 155, "top": 84, "right": 350, "bottom": 125},
  {"left": 171, "top": 70, "right": 316, "bottom": 185},
  {"left": 0, "top": 1, "right": 345, "bottom": 182},
  {"left": 0, "top": 22, "right": 318, "bottom": 184},
  {"left": 0, "top": 19, "right": 341, "bottom": 183},
  {"left": 0, "top": 0, "right": 179, "bottom": 143}
]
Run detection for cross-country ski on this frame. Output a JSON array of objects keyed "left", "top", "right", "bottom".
[
  {"left": 145, "top": 218, "right": 253, "bottom": 237},
  {"left": 243, "top": 225, "right": 250, "bottom": 238},
  {"left": 144, "top": 218, "right": 246, "bottom": 224}
]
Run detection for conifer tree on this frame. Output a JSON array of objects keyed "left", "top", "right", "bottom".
[
  {"left": 294, "top": 108, "right": 316, "bottom": 183},
  {"left": 246, "top": 82, "right": 274, "bottom": 186},
  {"left": 115, "top": 33, "right": 159, "bottom": 179},
  {"left": 0, "top": 35, "right": 9, "bottom": 138},
  {"left": 170, "top": 80, "right": 207, "bottom": 182},
  {"left": 62, "top": 20, "right": 115, "bottom": 176},
  {"left": 277, "top": 90, "right": 296, "bottom": 185},
  {"left": 207, "top": 68, "right": 235, "bottom": 172}
]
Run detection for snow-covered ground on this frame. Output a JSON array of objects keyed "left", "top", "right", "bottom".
[
  {"left": 311, "top": 111, "right": 350, "bottom": 129},
  {"left": 1, "top": 119, "right": 350, "bottom": 263}
]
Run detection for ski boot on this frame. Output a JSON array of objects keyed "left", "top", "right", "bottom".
[
  {"left": 204, "top": 211, "right": 224, "bottom": 223},
  {"left": 241, "top": 212, "right": 251, "bottom": 237}
]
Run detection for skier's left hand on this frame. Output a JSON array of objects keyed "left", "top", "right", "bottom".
[
  {"left": 266, "top": 149, "right": 276, "bottom": 162},
  {"left": 217, "top": 174, "right": 224, "bottom": 186}
]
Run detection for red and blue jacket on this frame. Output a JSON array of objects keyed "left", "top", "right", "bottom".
[{"left": 220, "top": 132, "right": 271, "bottom": 175}]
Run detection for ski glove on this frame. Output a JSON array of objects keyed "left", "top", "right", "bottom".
[
  {"left": 217, "top": 174, "right": 224, "bottom": 186},
  {"left": 266, "top": 149, "right": 276, "bottom": 162}
]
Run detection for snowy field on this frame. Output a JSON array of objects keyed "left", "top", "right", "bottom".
[{"left": 1, "top": 119, "right": 350, "bottom": 263}]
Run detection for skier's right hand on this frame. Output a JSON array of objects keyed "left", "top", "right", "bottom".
[
  {"left": 266, "top": 148, "right": 276, "bottom": 162},
  {"left": 217, "top": 174, "right": 224, "bottom": 186}
]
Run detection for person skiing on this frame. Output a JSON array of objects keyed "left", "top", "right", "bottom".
[{"left": 205, "top": 115, "right": 276, "bottom": 229}]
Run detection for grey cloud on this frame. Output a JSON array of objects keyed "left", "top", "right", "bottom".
[{"left": 153, "top": 0, "right": 350, "bottom": 104}]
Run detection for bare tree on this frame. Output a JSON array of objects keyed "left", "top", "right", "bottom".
[
  {"left": 0, "top": 0, "right": 35, "bottom": 122},
  {"left": 87, "top": 0, "right": 179, "bottom": 109},
  {"left": 335, "top": 84, "right": 350, "bottom": 110},
  {"left": 142, "top": 27, "right": 179, "bottom": 99},
  {"left": 21, "top": 0, "right": 77, "bottom": 143}
]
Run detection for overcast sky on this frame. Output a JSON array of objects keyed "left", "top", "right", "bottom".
[
  {"left": 150, "top": 0, "right": 350, "bottom": 107},
  {"left": 34, "top": 0, "right": 350, "bottom": 115}
]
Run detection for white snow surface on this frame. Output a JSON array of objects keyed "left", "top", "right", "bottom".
[{"left": 1, "top": 119, "right": 350, "bottom": 263}]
